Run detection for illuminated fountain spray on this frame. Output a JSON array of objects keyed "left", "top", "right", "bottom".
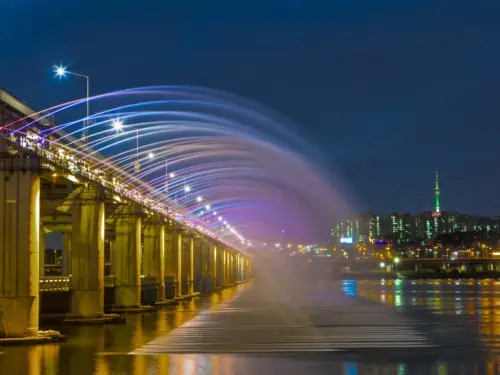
[{"left": 8, "top": 86, "right": 351, "bottom": 251}]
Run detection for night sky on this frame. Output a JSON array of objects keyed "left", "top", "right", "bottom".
[{"left": 2, "top": 1, "right": 500, "bottom": 216}]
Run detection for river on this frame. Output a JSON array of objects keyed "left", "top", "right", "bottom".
[{"left": 2, "top": 279, "right": 500, "bottom": 374}]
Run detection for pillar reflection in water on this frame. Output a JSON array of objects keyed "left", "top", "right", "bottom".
[{"left": 1, "top": 344, "right": 60, "bottom": 375}]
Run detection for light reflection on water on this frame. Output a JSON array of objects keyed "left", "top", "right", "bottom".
[
  {"left": 4, "top": 280, "right": 500, "bottom": 374},
  {"left": 353, "top": 278, "right": 500, "bottom": 347}
]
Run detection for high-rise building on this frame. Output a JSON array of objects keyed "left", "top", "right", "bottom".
[
  {"left": 331, "top": 213, "right": 382, "bottom": 243},
  {"left": 433, "top": 169, "right": 441, "bottom": 217},
  {"left": 330, "top": 170, "right": 500, "bottom": 244}
]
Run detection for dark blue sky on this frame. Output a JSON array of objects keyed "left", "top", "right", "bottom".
[{"left": 2, "top": 0, "right": 500, "bottom": 215}]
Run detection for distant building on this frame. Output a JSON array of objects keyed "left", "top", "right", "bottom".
[{"left": 330, "top": 170, "right": 500, "bottom": 244}]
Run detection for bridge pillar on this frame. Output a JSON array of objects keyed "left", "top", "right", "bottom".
[
  {"left": 224, "top": 249, "right": 230, "bottom": 286},
  {"left": 231, "top": 251, "right": 237, "bottom": 284},
  {"left": 192, "top": 236, "right": 203, "bottom": 293},
  {"left": 143, "top": 219, "right": 165, "bottom": 302},
  {"left": 199, "top": 238, "right": 209, "bottom": 293},
  {"left": 61, "top": 231, "right": 71, "bottom": 276},
  {"left": 173, "top": 231, "right": 183, "bottom": 299},
  {"left": 70, "top": 186, "right": 105, "bottom": 317},
  {"left": 228, "top": 251, "right": 233, "bottom": 284},
  {"left": 0, "top": 157, "right": 40, "bottom": 337},
  {"left": 187, "top": 235, "right": 195, "bottom": 296},
  {"left": 114, "top": 204, "right": 142, "bottom": 309},
  {"left": 164, "top": 229, "right": 174, "bottom": 298},
  {"left": 236, "top": 254, "right": 241, "bottom": 282},
  {"left": 39, "top": 228, "right": 45, "bottom": 277},
  {"left": 211, "top": 243, "right": 218, "bottom": 291},
  {"left": 242, "top": 257, "right": 247, "bottom": 281}
]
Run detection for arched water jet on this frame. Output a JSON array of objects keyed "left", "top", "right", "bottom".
[{"left": 5, "top": 85, "right": 352, "bottom": 248}]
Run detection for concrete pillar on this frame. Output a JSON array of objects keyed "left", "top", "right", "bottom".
[
  {"left": 174, "top": 231, "right": 183, "bottom": 298},
  {"left": 0, "top": 163, "right": 40, "bottom": 337},
  {"left": 200, "top": 239, "right": 208, "bottom": 293},
  {"left": 187, "top": 236, "right": 194, "bottom": 295},
  {"left": 39, "top": 229, "right": 45, "bottom": 277},
  {"left": 109, "top": 241, "right": 116, "bottom": 276},
  {"left": 227, "top": 251, "right": 232, "bottom": 284},
  {"left": 236, "top": 254, "right": 241, "bottom": 282},
  {"left": 230, "top": 252, "right": 233, "bottom": 283},
  {"left": 71, "top": 186, "right": 105, "bottom": 317},
  {"left": 230, "top": 253, "right": 234, "bottom": 283},
  {"left": 222, "top": 249, "right": 227, "bottom": 287},
  {"left": 61, "top": 231, "right": 71, "bottom": 276},
  {"left": 115, "top": 204, "right": 142, "bottom": 308},
  {"left": 143, "top": 220, "right": 165, "bottom": 302},
  {"left": 211, "top": 244, "right": 218, "bottom": 290},
  {"left": 163, "top": 230, "right": 173, "bottom": 297}
]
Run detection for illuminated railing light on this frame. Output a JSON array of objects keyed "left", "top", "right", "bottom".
[{"left": 5, "top": 129, "right": 249, "bottom": 255}]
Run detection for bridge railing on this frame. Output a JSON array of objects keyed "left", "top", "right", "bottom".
[
  {"left": 39, "top": 275, "right": 161, "bottom": 292},
  {"left": 2, "top": 125, "right": 247, "bottom": 255},
  {"left": 39, "top": 277, "right": 71, "bottom": 292}
]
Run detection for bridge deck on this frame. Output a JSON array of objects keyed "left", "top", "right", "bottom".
[{"left": 131, "top": 281, "right": 432, "bottom": 354}]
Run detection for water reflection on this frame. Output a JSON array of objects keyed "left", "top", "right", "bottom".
[
  {"left": 351, "top": 279, "right": 500, "bottom": 354},
  {"left": 6, "top": 281, "right": 500, "bottom": 374}
]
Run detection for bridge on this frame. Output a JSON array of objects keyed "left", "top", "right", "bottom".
[
  {"left": 333, "top": 257, "right": 500, "bottom": 273},
  {"left": 0, "top": 88, "right": 252, "bottom": 338}
]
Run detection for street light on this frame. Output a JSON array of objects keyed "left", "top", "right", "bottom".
[
  {"left": 148, "top": 152, "right": 154, "bottom": 160},
  {"left": 110, "top": 119, "right": 140, "bottom": 172},
  {"left": 169, "top": 172, "right": 175, "bottom": 178},
  {"left": 53, "top": 65, "right": 90, "bottom": 142},
  {"left": 205, "top": 204, "right": 211, "bottom": 210},
  {"left": 196, "top": 196, "right": 203, "bottom": 203},
  {"left": 111, "top": 118, "right": 123, "bottom": 132},
  {"left": 184, "top": 185, "right": 191, "bottom": 193}
]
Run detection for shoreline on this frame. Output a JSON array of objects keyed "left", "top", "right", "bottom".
[{"left": 339, "top": 271, "right": 500, "bottom": 280}]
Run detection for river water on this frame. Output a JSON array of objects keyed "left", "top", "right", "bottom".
[{"left": 2, "top": 279, "right": 500, "bottom": 375}]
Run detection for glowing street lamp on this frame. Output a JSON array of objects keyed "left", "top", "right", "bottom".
[
  {"left": 169, "top": 172, "right": 175, "bottom": 178},
  {"left": 53, "top": 65, "right": 90, "bottom": 142},
  {"left": 184, "top": 185, "right": 191, "bottom": 193},
  {"left": 196, "top": 196, "right": 203, "bottom": 203},
  {"left": 111, "top": 118, "right": 123, "bottom": 132},
  {"left": 205, "top": 204, "right": 211, "bottom": 210},
  {"left": 148, "top": 152, "right": 154, "bottom": 160}
]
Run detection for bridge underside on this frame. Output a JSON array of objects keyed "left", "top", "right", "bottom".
[{"left": 0, "top": 126, "right": 252, "bottom": 338}]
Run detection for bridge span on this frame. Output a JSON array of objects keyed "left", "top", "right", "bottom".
[{"left": 0, "top": 89, "right": 252, "bottom": 338}]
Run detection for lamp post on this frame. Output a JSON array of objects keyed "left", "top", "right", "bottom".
[
  {"left": 111, "top": 118, "right": 141, "bottom": 173},
  {"left": 54, "top": 65, "right": 90, "bottom": 142}
]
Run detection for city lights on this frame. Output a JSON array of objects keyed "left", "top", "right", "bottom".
[
  {"left": 196, "top": 196, "right": 203, "bottom": 203},
  {"left": 184, "top": 185, "right": 191, "bottom": 193}
]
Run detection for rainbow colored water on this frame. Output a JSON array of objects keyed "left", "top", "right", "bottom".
[{"left": 4, "top": 86, "right": 350, "bottom": 249}]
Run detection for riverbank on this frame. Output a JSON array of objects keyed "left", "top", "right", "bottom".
[{"left": 339, "top": 270, "right": 500, "bottom": 280}]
